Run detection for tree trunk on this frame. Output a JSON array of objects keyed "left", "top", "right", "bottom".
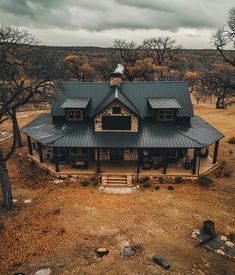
[
  {"left": 12, "top": 108, "right": 23, "bottom": 148},
  {"left": 0, "top": 148, "right": 13, "bottom": 210}
]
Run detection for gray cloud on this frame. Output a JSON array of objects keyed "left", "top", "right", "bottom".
[{"left": 0, "top": 0, "right": 234, "bottom": 48}]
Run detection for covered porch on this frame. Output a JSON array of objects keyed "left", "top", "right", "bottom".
[{"left": 26, "top": 138, "right": 219, "bottom": 178}]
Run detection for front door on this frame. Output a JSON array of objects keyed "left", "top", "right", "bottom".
[{"left": 110, "top": 148, "right": 123, "bottom": 161}]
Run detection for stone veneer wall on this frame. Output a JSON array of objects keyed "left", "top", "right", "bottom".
[
  {"left": 95, "top": 149, "right": 138, "bottom": 161},
  {"left": 94, "top": 100, "right": 139, "bottom": 132}
]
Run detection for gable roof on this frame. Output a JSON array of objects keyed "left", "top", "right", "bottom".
[
  {"left": 92, "top": 86, "right": 142, "bottom": 117},
  {"left": 51, "top": 81, "right": 194, "bottom": 117},
  {"left": 60, "top": 98, "right": 90, "bottom": 109},
  {"left": 148, "top": 98, "right": 182, "bottom": 109}
]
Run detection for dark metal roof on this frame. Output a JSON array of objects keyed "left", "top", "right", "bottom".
[
  {"left": 148, "top": 98, "right": 182, "bottom": 109},
  {"left": 21, "top": 113, "right": 223, "bottom": 148},
  {"left": 92, "top": 87, "right": 142, "bottom": 117},
  {"left": 60, "top": 98, "right": 90, "bottom": 109},
  {"left": 20, "top": 113, "right": 68, "bottom": 145},
  {"left": 51, "top": 81, "right": 193, "bottom": 118}
]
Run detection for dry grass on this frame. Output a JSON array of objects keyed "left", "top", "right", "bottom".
[{"left": 0, "top": 106, "right": 235, "bottom": 275}]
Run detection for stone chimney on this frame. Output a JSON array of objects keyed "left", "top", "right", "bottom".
[{"left": 110, "top": 64, "right": 124, "bottom": 87}]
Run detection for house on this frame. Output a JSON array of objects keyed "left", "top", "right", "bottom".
[{"left": 21, "top": 70, "right": 224, "bottom": 185}]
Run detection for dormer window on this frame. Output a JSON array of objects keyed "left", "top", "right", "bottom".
[
  {"left": 158, "top": 110, "right": 173, "bottom": 121},
  {"left": 112, "top": 106, "right": 121, "bottom": 114},
  {"left": 67, "top": 109, "right": 83, "bottom": 121}
]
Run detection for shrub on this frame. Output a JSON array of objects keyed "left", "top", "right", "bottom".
[
  {"left": 139, "top": 176, "right": 150, "bottom": 184},
  {"left": 159, "top": 177, "right": 164, "bottom": 184},
  {"left": 81, "top": 181, "right": 89, "bottom": 187},
  {"left": 143, "top": 182, "right": 150, "bottom": 188},
  {"left": 155, "top": 186, "right": 160, "bottom": 190},
  {"left": 227, "top": 136, "right": 235, "bottom": 144},
  {"left": 174, "top": 176, "right": 183, "bottom": 184},
  {"left": 92, "top": 181, "right": 98, "bottom": 187},
  {"left": 168, "top": 185, "right": 174, "bottom": 191}
]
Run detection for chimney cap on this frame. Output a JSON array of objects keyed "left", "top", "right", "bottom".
[{"left": 111, "top": 64, "right": 125, "bottom": 77}]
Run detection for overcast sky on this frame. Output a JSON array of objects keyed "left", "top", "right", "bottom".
[{"left": 0, "top": 0, "right": 234, "bottom": 49}]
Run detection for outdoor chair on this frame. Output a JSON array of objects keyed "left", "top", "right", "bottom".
[{"left": 184, "top": 155, "right": 192, "bottom": 169}]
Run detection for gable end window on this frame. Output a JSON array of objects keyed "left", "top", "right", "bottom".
[
  {"left": 67, "top": 109, "right": 83, "bottom": 121},
  {"left": 112, "top": 106, "right": 121, "bottom": 114},
  {"left": 158, "top": 110, "right": 173, "bottom": 121}
]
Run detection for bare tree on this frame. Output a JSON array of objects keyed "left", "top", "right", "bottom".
[
  {"left": 142, "top": 36, "right": 182, "bottom": 80},
  {"left": 113, "top": 39, "right": 142, "bottom": 81},
  {"left": 212, "top": 7, "right": 235, "bottom": 68},
  {"left": 0, "top": 25, "right": 55, "bottom": 210}
]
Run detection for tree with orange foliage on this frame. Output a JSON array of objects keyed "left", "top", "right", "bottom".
[{"left": 64, "top": 54, "right": 93, "bottom": 81}]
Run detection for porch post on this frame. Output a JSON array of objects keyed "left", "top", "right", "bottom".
[
  {"left": 37, "top": 142, "right": 44, "bottom": 163},
  {"left": 53, "top": 147, "right": 60, "bottom": 172},
  {"left": 192, "top": 149, "right": 198, "bottom": 174},
  {"left": 96, "top": 148, "right": 100, "bottom": 173},
  {"left": 136, "top": 149, "right": 141, "bottom": 179},
  {"left": 27, "top": 136, "right": 33, "bottom": 155},
  {"left": 163, "top": 151, "right": 168, "bottom": 174},
  {"left": 213, "top": 140, "right": 219, "bottom": 164}
]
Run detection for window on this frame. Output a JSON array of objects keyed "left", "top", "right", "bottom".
[
  {"left": 158, "top": 110, "right": 173, "bottom": 121},
  {"left": 67, "top": 109, "right": 83, "bottom": 121},
  {"left": 112, "top": 107, "right": 121, "bottom": 114},
  {"left": 102, "top": 116, "right": 131, "bottom": 130}
]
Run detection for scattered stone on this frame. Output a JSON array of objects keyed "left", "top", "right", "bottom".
[
  {"left": 13, "top": 199, "right": 18, "bottom": 203},
  {"left": 219, "top": 235, "right": 228, "bottom": 241},
  {"left": 121, "top": 245, "right": 135, "bottom": 256},
  {"left": 216, "top": 249, "right": 225, "bottom": 256},
  {"left": 191, "top": 228, "right": 200, "bottom": 239},
  {"left": 13, "top": 273, "right": 26, "bottom": 275},
  {"left": 53, "top": 179, "right": 64, "bottom": 184},
  {"left": 225, "top": 241, "right": 234, "bottom": 247},
  {"left": 96, "top": 247, "right": 109, "bottom": 257},
  {"left": 23, "top": 199, "right": 32, "bottom": 204},
  {"left": 35, "top": 268, "right": 52, "bottom": 275},
  {"left": 152, "top": 256, "right": 171, "bottom": 270}
]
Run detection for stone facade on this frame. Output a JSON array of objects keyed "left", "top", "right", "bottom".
[
  {"left": 94, "top": 100, "right": 139, "bottom": 132},
  {"left": 123, "top": 149, "right": 138, "bottom": 161},
  {"left": 95, "top": 148, "right": 138, "bottom": 161}
]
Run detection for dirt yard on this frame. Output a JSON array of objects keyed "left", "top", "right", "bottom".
[{"left": 0, "top": 103, "right": 235, "bottom": 275}]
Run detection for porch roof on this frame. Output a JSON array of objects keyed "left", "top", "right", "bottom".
[{"left": 21, "top": 113, "right": 224, "bottom": 148}]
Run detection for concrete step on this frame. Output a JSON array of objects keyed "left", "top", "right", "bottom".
[
  {"left": 107, "top": 179, "right": 128, "bottom": 183},
  {"left": 102, "top": 183, "right": 132, "bottom": 187},
  {"left": 107, "top": 176, "right": 127, "bottom": 179}
]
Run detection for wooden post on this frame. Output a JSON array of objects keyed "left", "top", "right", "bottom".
[
  {"left": 27, "top": 136, "right": 33, "bottom": 155},
  {"left": 136, "top": 149, "right": 141, "bottom": 179},
  {"left": 96, "top": 148, "right": 100, "bottom": 173},
  {"left": 213, "top": 140, "right": 219, "bottom": 164},
  {"left": 37, "top": 142, "right": 44, "bottom": 163},
  {"left": 163, "top": 151, "right": 168, "bottom": 174},
  {"left": 53, "top": 147, "right": 60, "bottom": 172},
  {"left": 192, "top": 149, "right": 198, "bottom": 174}
]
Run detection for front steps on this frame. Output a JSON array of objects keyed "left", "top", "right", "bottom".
[{"left": 99, "top": 174, "right": 138, "bottom": 194}]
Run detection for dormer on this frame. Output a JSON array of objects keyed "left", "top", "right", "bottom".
[
  {"left": 147, "top": 98, "right": 182, "bottom": 122},
  {"left": 60, "top": 98, "right": 90, "bottom": 123}
]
